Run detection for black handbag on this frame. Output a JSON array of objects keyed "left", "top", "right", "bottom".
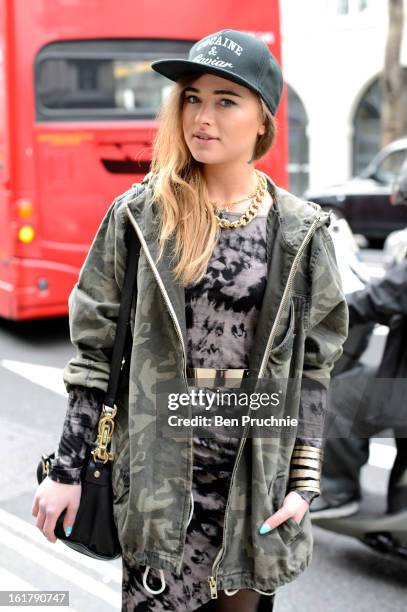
[{"left": 36, "top": 185, "right": 143, "bottom": 560}]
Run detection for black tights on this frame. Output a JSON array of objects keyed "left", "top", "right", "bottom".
[{"left": 198, "top": 589, "right": 275, "bottom": 611}]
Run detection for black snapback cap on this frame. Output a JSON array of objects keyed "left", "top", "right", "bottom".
[{"left": 151, "top": 29, "right": 284, "bottom": 116}]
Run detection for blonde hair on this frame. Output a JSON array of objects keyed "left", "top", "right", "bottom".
[{"left": 150, "top": 74, "right": 277, "bottom": 287}]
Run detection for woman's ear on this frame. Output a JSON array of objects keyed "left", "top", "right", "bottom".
[
  {"left": 258, "top": 124, "right": 266, "bottom": 137},
  {"left": 257, "top": 97, "right": 268, "bottom": 136},
  {"left": 257, "top": 102, "right": 266, "bottom": 136}
]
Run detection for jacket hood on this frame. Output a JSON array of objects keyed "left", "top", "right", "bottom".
[
  {"left": 123, "top": 171, "right": 331, "bottom": 254},
  {"left": 267, "top": 178, "right": 331, "bottom": 253}
]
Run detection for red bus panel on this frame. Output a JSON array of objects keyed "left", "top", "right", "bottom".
[{"left": 0, "top": 0, "right": 287, "bottom": 320}]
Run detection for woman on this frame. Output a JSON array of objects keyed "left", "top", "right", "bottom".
[{"left": 32, "top": 29, "right": 348, "bottom": 611}]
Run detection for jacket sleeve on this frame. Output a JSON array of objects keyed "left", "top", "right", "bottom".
[
  {"left": 62, "top": 198, "right": 128, "bottom": 393},
  {"left": 347, "top": 258, "right": 407, "bottom": 327},
  {"left": 302, "top": 224, "right": 349, "bottom": 389},
  {"left": 289, "top": 224, "right": 349, "bottom": 501}
]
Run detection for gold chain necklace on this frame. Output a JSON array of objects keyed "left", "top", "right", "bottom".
[
  {"left": 210, "top": 186, "right": 257, "bottom": 212},
  {"left": 213, "top": 170, "right": 267, "bottom": 230}
]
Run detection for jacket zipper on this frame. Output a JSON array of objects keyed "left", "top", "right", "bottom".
[
  {"left": 127, "top": 207, "right": 196, "bottom": 572},
  {"left": 207, "top": 214, "right": 323, "bottom": 598},
  {"left": 125, "top": 207, "right": 189, "bottom": 395}
]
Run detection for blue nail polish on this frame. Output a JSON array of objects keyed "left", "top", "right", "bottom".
[
  {"left": 65, "top": 526, "right": 72, "bottom": 537},
  {"left": 259, "top": 523, "right": 272, "bottom": 535}
]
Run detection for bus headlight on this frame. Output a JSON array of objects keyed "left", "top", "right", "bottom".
[{"left": 18, "top": 225, "right": 35, "bottom": 243}]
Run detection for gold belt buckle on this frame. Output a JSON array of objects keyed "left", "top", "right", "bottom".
[{"left": 186, "top": 367, "right": 250, "bottom": 388}]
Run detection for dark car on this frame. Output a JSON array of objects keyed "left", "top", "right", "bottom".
[
  {"left": 391, "top": 157, "right": 407, "bottom": 207},
  {"left": 304, "top": 137, "right": 407, "bottom": 245},
  {"left": 383, "top": 159, "right": 407, "bottom": 268}
]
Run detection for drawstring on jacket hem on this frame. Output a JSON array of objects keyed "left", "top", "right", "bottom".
[
  {"left": 142, "top": 566, "right": 166, "bottom": 595},
  {"left": 224, "top": 588, "right": 240, "bottom": 595},
  {"left": 225, "top": 587, "right": 276, "bottom": 597},
  {"left": 142, "top": 490, "right": 195, "bottom": 596}
]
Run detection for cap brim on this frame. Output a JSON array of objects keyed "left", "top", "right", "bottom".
[{"left": 151, "top": 59, "right": 261, "bottom": 98}]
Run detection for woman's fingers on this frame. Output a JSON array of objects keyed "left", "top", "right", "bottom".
[
  {"left": 42, "top": 507, "right": 59, "bottom": 543},
  {"left": 259, "top": 507, "right": 290, "bottom": 533},
  {"left": 62, "top": 504, "right": 79, "bottom": 538},
  {"left": 31, "top": 495, "right": 39, "bottom": 517},
  {"left": 31, "top": 479, "right": 81, "bottom": 544},
  {"left": 35, "top": 504, "right": 46, "bottom": 532},
  {"left": 259, "top": 491, "right": 309, "bottom": 534},
  {"left": 288, "top": 491, "right": 309, "bottom": 522}
]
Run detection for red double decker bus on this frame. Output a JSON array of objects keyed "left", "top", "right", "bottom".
[{"left": 0, "top": 0, "right": 287, "bottom": 320}]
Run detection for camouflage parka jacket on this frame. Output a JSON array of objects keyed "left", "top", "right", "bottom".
[{"left": 63, "top": 171, "right": 348, "bottom": 596}]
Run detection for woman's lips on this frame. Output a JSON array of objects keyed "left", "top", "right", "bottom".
[{"left": 193, "top": 135, "right": 218, "bottom": 144}]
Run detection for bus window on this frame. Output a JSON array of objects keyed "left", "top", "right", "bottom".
[{"left": 35, "top": 39, "right": 193, "bottom": 121}]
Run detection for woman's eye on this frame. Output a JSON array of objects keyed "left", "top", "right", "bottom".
[
  {"left": 185, "top": 95, "right": 198, "bottom": 103},
  {"left": 220, "top": 98, "right": 236, "bottom": 107}
]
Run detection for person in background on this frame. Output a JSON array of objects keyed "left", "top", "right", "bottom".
[{"left": 311, "top": 256, "right": 407, "bottom": 518}]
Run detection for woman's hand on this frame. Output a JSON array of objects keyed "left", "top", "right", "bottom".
[
  {"left": 31, "top": 477, "right": 81, "bottom": 543},
  {"left": 259, "top": 491, "right": 309, "bottom": 534}
]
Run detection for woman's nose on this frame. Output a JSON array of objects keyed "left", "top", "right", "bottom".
[{"left": 194, "top": 101, "right": 214, "bottom": 125}]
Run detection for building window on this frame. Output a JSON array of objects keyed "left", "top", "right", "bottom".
[
  {"left": 287, "top": 85, "right": 309, "bottom": 196},
  {"left": 353, "top": 79, "right": 381, "bottom": 175},
  {"left": 352, "top": 69, "right": 407, "bottom": 176},
  {"left": 337, "top": 0, "right": 349, "bottom": 15},
  {"left": 336, "top": 0, "right": 369, "bottom": 15}
]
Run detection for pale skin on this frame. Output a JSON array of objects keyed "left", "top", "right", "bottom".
[
  {"left": 182, "top": 73, "right": 273, "bottom": 214},
  {"left": 31, "top": 70, "right": 308, "bottom": 611},
  {"left": 31, "top": 478, "right": 80, "bottom": 543}
]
